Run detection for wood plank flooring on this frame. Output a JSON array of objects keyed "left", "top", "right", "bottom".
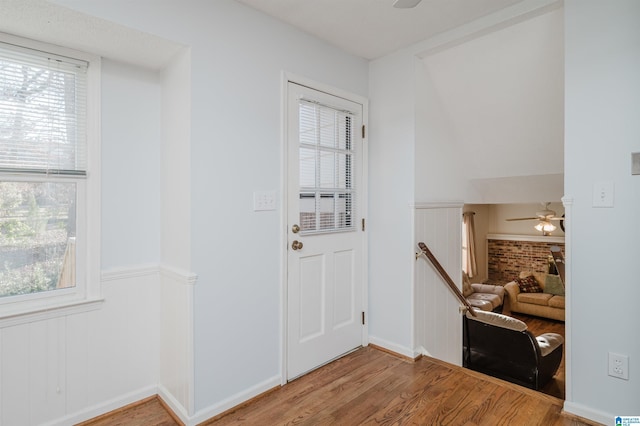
[
  {"left": 204, "top": 347, "right": 588, "bottom": 426},
  {"left": 81, "top": 342, "right": 597, "bottom": 425},
  {"left": 76, "top": 396, "right": 179, "bottom": 426}
]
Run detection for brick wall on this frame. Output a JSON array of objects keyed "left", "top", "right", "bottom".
[{"left": 487, "top": 239, "right": 564, "bottom": 285}]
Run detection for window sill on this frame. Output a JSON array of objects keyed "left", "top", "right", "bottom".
[{"left": 0, "top": 298, "right": 104, "bottom": 328}]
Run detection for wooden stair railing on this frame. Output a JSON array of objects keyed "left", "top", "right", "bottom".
[
  {"left": 550, "top": 245, "right": 566, "bottom": 286},
  {"left": 417, "top": 242, "right": 477, "bottom": 317}
]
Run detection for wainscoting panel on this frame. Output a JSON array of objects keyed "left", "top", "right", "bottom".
[
  {"left": 158, "top": 265, "right": 197, "bottom": 421},
  {"left": 0, "top": 265, "right": 161, "bottom": 426},
  {"left": 413, "top": 203, "right": 463, "bottom": 366}
]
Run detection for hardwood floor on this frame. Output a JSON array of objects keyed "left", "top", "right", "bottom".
[
  {"left": 82, "top": 343, "right": 597, "bottom": 426},
  {"left": 76, "top": 396, "right": 179, "bottom": 426}
]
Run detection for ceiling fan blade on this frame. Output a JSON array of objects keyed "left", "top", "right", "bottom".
[
  {"left": 506, "top": 217, "right": 539, "bottom": 221},
  {"left": 393, "top": 0, "right": 422, "bottom": 8}
]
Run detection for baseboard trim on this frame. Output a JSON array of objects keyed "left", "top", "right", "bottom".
[
  {"left": 74, "top": 395, "right": 159, "bottom": 426},
  {"left": 157, "top": 395, "right": 186, "bottom": 426},
  {"left": 563, "top": 401, "right": 612, "bottom": 426},
  {"left": 189, "top": 375, "right": 281, "bottom": 425},
  {"left": 369, "top": 343, "right": 422, "bottom": 362},
  {"left": 42, "top": 385, "right": 157, "bottom": 426},
  {"left": 157, "top": 385, "right": 190, "bottom": 425},
  {"left": 368, "top": 335, "right": 417, "bottom": 360}
]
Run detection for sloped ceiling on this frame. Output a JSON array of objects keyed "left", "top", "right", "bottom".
[
  {"left": 234, "top": 0, "right": 525, "bottom": 60},
  {"left": 421, "top": 8, "right": 564, "bottom": 202}
]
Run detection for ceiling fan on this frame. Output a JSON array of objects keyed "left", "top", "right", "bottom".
[
  {"left": 393, "top": 0, "right": 422, "bottom": 8},
  {"left": 506, "top": 202, "right": 565, "bottom": 235},
  {"left": 506, "top": 202, "right": 563, "bottom": 222}
]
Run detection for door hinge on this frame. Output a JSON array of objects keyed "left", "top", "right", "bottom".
[
  {"left": 362, "top": 311, "right": 365, "bottom": 325},
  {"left": 361, "top": 218, "right": 365, "bottom": 231},
  {"left": 361, "top": 124, "right": 366, "bottom": 139}
]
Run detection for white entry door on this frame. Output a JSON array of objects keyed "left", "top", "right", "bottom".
[{"left": 286, "top": 82, "right": 365, "bottom": 380}]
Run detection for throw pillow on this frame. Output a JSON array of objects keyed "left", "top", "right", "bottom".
[
  {"left": 515, "top": 275, "right": 542, "bottom": 293},
  {"left": 544, "top": 274, "right": 565, "bottom": 296}
]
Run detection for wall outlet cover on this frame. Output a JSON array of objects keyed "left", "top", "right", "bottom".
[{"left": 608, "top": 352, "right": 629, "bottom": 380}]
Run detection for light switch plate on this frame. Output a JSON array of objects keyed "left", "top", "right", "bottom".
[
  {"left": 253, "top": 191, "right": 276, "bottom": 211},
  {"left": 632, "top": 152, "right": 640, "bottom": 175},
  {"left": 593, "top": 181, "right": 614, "bottom": 208}
]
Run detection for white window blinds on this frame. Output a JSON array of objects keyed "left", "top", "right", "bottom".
[
  {"left": 0, "top": 42, "right": 88, "bottom": 176},
  {"left": 298, "top": 99, "right": 356, "bottom": 233}
]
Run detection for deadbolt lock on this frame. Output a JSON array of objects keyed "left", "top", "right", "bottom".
[{"left": 292, "top": 224, "right": 300, "bottom": 234}]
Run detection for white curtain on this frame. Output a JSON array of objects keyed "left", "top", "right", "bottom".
[{"left": 463, "top": 212, "right": 478, "bottom": 278}]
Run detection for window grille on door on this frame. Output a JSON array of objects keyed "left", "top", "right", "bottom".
[{"left": 298, "top": 99, "right": 356, "bottom": 234}]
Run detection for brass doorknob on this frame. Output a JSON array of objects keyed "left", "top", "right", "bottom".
[{"left": 292, "top": 240, "right": 304, "bottom": 250}]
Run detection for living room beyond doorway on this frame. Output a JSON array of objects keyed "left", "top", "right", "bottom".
[{"left": 462, "top": 203, "right": 566, "bottom": 400}]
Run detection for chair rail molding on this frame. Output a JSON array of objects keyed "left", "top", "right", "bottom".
[
  {"left": 411, "top": 201, "right": 465, "bottom": 210},
  {"left": 487, "top": 233, "right": 565, "bottom": 244}
]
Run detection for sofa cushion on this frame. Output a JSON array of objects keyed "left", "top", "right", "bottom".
[
  {"left": 468, "top": 292, "right": 502, "bottom": 310},
  {"left": 515, "top": 275, "right": 542, "bottom": 293},
  {"left": 517, "top": 292, "right": 553, "bottom": 306},
  {"left": 471, "top": 283, "right": 505, "bottom": 297},
  {"left": 467, "top": 298, "right": 494, "bottom": 311},
  {"left": 544, "top": 274, "right": 565, "bottom": 296},
  {"left": 548, "top": 295, "right": 565, "bottom": 309}
]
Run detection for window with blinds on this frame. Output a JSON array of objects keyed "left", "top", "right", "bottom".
[
  {"left": 0, "top": 40, "right": 88, "bottom": 300},
  {"left": 0, "top": 43, "right": 87, "bottom": 176},
  {"left": 298, "top": 100, "right": 356, "bottom": 234}
]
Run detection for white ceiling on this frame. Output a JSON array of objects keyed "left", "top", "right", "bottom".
[{"left": 234, "top": 0, "right": 526, "bottom": 59}]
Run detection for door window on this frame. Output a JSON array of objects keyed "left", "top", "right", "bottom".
[{"left": 298, "top": 100, "right": 356, "bottom": 234}]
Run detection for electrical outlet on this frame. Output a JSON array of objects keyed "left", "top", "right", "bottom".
[{"left": 608, "top": 352, "right": 629, "bottom": 380}]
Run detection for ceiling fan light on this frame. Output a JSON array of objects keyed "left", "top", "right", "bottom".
[
  {"left": 535, "top": 221, "right": 556, "bottom": 233},
  {"left": 393, "top": 0, "right": 422, "bottom": 8}
]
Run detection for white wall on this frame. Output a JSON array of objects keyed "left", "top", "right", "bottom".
[
  {"left": 415, "top": 58, "right": 469, "bottom": 201},
  {"left": 157, "top": 48, "right": 195, "bottom": 418},
  {"left": 101, "top": 60, "right": 162, "bottom": 269},
  {"left": 421, "top": 9, "right": 564, "bottom": 184},
  {"left": 369, "top": 1, "right": 564, "bottom": 361},
  {"left": 47, "top": 0, "right": 369, "bottom": 421},
  {"left": 367, "top": 50, "right": 417, "bottom": 355},
  {"left": 564, "top": 0, "right": 640, "bottom": 421},
  {"left": 9, "top": 0, "right": 635, "bottom": 424},
  {"left": 0, "top": 57, "right": 164, "bottom": 425}
]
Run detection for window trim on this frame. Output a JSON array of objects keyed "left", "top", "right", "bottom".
[{"left": 0, "top": 33, "right": 102, "bottom": 326}]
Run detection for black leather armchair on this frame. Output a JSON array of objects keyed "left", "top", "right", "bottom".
[{"left": 463, "top": 310, "right": 563, "bottom": 390}]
